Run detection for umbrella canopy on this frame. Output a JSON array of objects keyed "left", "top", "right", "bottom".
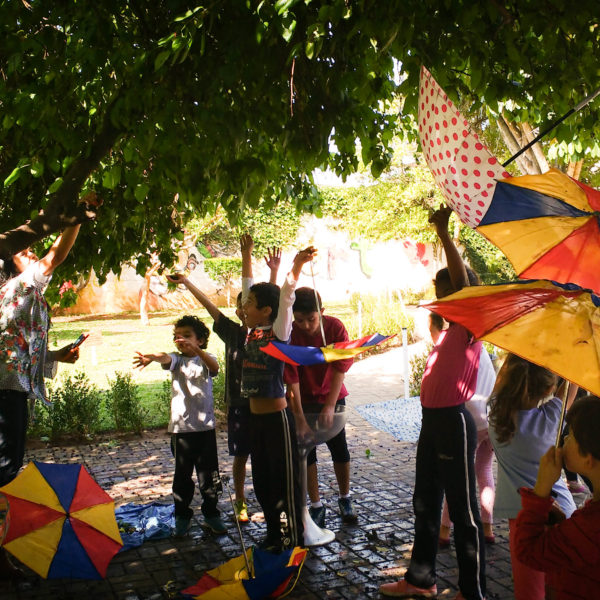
[
  {"left": 0, "top": 461, "right": 122, "bottom": 579},
  {"left": 181, "top": 546, "right": 308, "bottom": 599},
  {"left": 475, "top": 168, "right": 600, "bottom": 292},
  {"left": 425, "top": 280, "right": 600, "bottom": 397},
  {"left": 418, "top": 65, "right": 512, "bottom": 228},
  {"left": 260, "top": 333, "right": 395, "bottom": 366}
]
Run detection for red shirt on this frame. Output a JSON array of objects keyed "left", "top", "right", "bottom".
[
  {"left": 515, "top": 487, "right": 600, "bottom": 600},
  {"left": 420, "top": 322, "right": 481, "bottom": 408},
  {"left": 284, "top": 315, "right": 353, "bottom": 404}
]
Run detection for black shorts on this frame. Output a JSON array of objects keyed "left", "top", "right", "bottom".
[
  {"left": 305, "top": 399, "right": 350, "bottom": 466},
  {"left": 227, "top": 405, "right": 251, "bottom": 457}
]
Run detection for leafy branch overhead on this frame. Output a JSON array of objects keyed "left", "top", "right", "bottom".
[{"left": 1, "top": 1, "right": 600, "bottom": 284}]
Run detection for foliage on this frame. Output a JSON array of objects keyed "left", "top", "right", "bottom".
[
  {"left": 409, "top": 345, "right": 432, "bottom": 397},
  {"left": 104, "top": 371, "right": 146, "bottom": 434},
  {"left": 31, "top": 371, "right": 103, "bottom": 441},
  {"left": 347, "top": 292, "right": 415, "bottom": 344},
  {"left": 203, "top": 258, "right": 242, "bottom": 287},
  {"left": 459, "top": 227, "right": 517, "bottom": 284},
  {"left": 3, "top": 1, "right": 600, "bottom": 277}
]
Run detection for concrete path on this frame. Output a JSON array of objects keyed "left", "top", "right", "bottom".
[{"left": 2, "top": 346, "right": 530, "bottom": 599}]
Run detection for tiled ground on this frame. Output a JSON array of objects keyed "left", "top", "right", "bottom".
[{"left": 2, "top": 348, "right": 524, "bottom": 599}]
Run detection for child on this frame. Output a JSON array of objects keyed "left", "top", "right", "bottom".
[
  {"left": 240, "top": 234, "right": 315, "bottom": 552},
  {"left": 488, "top": 354, "right": 576, "bottom": 600},
  {"left": 380, "top": 205, "right": 486, "bottom": 600},
  {"left": 514, "top": 395, "right": 600, "bottom": 599},
  {"left": 166, "top": 244, "right": 281, "bottom": 523},
  {"left": 133, "top": 315, "right": 225, "bottom": 536},
  {"left": 285, "top": 287, "right": 357, "bottom": 527}
]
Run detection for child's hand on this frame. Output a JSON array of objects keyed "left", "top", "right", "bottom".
[
  {"left": 533, "top": 445, "right": 563, "bottom": 498},
  {"left": 133, "top": 351, "right": 152, "bottom": 370},
  {"left": 428, "top": 204, "right": 452, "bottom": 236},
  {"left": 294, "top": 246, "right": 317, "bottom": 266},
  {"left": 240, "top": 234, "right": 254, "bottom": 256},
  {"left": 264, "top": 247, "right": 281, "bottom": 272},
  {"left": 174, "top": 337, "right": 200, "bottom": 356}
]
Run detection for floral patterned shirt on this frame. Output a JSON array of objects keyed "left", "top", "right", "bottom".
[{"left": 0, "top": 262, "right": 55, "bottom": 404}]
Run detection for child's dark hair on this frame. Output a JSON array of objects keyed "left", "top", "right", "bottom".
[
  {"left": 435, "top": 265, "right": 480, "bottom": 289},
  {"left": 488, "top": 353, "right": 557, "bottom": 444},
  {"left": 249, "top": 282, "right": 280, "bottom": 322},
  {"left": 0, "top": 256, "right": 18, "bottom": 288},
  {"left": 429, "top": 312, "right": 445, "bottom": 332},
  {"left": 293, "top": 287, "right": 322, "bottom": 314},
  {"left": 566, "top": 395, "right": 600, "bottom": 460},
  {"left": 174, "top": 315, "right": 209, "bottom": 349}
]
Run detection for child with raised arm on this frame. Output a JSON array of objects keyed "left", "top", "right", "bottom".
[
  {"left": 514, "top": 395, "right": 600, "bottom": 600},
  {"left": 166, "top": 243, "right": 281, "bottom": 523},
  {"left": 285, "top": 287, "right": 357, "bottom": 527},
  {"left": 240, "top": 234, "right": 316, "bottom": 552},
  {"left": 133, "top": 316, "right": 226, "bottom": 536},
  {"left": 380, "top": 205, "right": 486, "bottom": 600}
]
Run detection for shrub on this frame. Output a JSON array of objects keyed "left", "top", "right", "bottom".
[
  {"left": 105, "top": 371, "right": 146, "bottom": 434},
  {"left": 31, "top": 371, "right": 102, "bottom": 441},
  {"left": 347, "top": 291, "right": 416, "bottom": 343},
  {"left": 409, "top": 344, "right": 432, "bottom": 397}
]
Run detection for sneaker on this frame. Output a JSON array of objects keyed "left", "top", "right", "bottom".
[
  {"left": 338, "top": 497, "right": 358, "bottom": 524},
  {"left": 203, "top": 515, "right": 227, "bottom": 534},
  {"left": 234, "top": 499, "right": 249, "bottom": 523},
  {"left": 173, "top": 515, "right": 191, "bottom": 537},
  {"left": 309, "top": 505, "right": 326, "bottom": 528},
  {"left": 379, "top": 579, "right": 438, "bottom": 598}
]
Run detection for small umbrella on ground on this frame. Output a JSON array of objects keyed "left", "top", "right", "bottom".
[
  {"left": 180, "top": 545, "right": 308, "bottom": 599},
  {"left": 260, "top": 333, "right": 395, "bottom": 366},
  {"left": 0, "top": 461, "right": 122, "bottom": 579},
  {"left": 425, "top": 279, "right": 600, "bottom": 398}
]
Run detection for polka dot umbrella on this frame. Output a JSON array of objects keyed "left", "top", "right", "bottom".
[{"left": 419, "top": 67, "right": 600, "bottom": 294}]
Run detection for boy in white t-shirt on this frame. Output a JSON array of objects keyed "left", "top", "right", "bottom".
[{"left": 134, "top": 315, "right": 225, "bottom": 536}]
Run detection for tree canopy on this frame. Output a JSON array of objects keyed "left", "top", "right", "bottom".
[{"left": 2, "top": 0, "right": 600, "bottom": 281}]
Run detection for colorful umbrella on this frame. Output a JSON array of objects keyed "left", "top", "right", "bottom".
[
  {"left": 425, "top": 279, "right": 600, "bottom": 397},
  {"left": 0, "top": 461, "right": 123, "bottom": 579},
  {"left": 418, "top": 65, "right": 512, "bottom": 228},
  {"left": 260, "top": 333, "right": 395, "bottom": 366},
  {"left": 475, "top": 168, "right": 600, "bottom": 293},
  {"left": 180, "top": 545, "right": 308, "bottom": 599}
]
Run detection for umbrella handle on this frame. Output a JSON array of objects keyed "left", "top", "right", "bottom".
[
  {"left": 310, "top": 261, "right": 327, "bottom": 346},
  {"left": 221, "top": 475, "right": 252, "bottom": 579},
  {"left": 555, "top": 381, "right": 570, "bottom": 447}
]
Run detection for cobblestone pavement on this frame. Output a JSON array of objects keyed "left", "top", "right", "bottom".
[{"left": 3, "top": 347, "right": 523, "bottom": 599}]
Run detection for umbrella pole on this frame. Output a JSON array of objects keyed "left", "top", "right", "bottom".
[
  {"left": 310, "top": 261, "right": 327, "bottom": 346},
  {"left": 555, "top": 381, "right": 571, "bottom": 448},
  {"left": 503, "top": 84, "right": 600, "bottom": 167},
  {"left": 221, "top": 475, "right": 252, "bottom": 578}
]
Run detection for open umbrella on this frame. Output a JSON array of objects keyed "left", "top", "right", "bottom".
[
  {"left": 0, "top": 461, "right": 122, "bottom": 579},
  {"left": 425, "top": 279, "right": 600, "bottom": 398},
  {"left": 180, "top": 545, "right": 308, "bottom": 599},
  {"left": 260, "top": 333, "right": 395, "bottom": 366}
]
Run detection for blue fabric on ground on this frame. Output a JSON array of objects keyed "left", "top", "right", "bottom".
[
  {"left": 356, "top": 396, "right": 422, "bottom": 442},
  {"left": 115, "top": 502, "right": 175, "bottom": 551}
]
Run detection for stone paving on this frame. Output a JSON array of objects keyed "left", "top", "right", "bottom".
[{"left": 3, "top": 347, "right": 522, "bottom": 599}]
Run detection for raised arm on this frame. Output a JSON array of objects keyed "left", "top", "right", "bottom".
[
  {"left": 166, "top": 274, "right": 222, "bottom": 323},
  {"left": 264, "top": 247, "right": 282, "bottom": 285},
  {"left": 133, "top": 351, "right": 172, "bottom": 370},
  {"left": 430, "top": 205, "right": 469, "bottom": 291}
]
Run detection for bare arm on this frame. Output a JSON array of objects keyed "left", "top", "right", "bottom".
[
  {"left": 430, "top": 205, "right": 469, "bottom": 291},
  {"left": 241, "top": 234, "right": 254, "bottom": 279},
  {"left": 133, "top": 351, "right": 172, "bottom": 369},
  {"left": 166, "top": 274, "right": 222, "bottom": 323},
  {"left": 264, "top": 247, "right": 282, "bottom": 285},
  {"left": 197, "top": 349, "right": 219, "bottom": 375},
  {"left": 38, "top": 225, "right": 81, "bottom": 277}
]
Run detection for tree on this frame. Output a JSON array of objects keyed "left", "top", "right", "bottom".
[{"left": 2, "top": 1, "right": 600, "bottom": 282}]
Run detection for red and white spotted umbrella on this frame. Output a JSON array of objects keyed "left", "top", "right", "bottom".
[{"left": 418, "top": 66, "right": 512, "bottom": 227}]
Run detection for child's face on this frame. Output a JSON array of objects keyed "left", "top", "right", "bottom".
[
  {"left": 293, "top": 310, "right": 322, "bottom": 336},
  {"left": 235, "top": 298, "right": 246, "bottom": 327},
  {"left": 173, "top": 325, "right": 203, "bottom": 356},
  {"left": 12, "top": 248, "right": 38, "bottom": 273},
  {"left": 562, "top": 431, "right": 587, "bottom": 474},
  {"left": 242, "top": 292, "right": 271, "bottom": 328}
]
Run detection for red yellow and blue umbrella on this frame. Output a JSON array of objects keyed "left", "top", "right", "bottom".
[
  {"left": 260, "top": 333, "right": 395, "bottom": 366},
  {"left": 0, "top": 461, "right": 122, "bottom": 579},
  {"left": 181, "top": 546, "right": 308, "bottom": 599},
  {"left": 425, "top": 279, "right": 600, "bottom": 397}
]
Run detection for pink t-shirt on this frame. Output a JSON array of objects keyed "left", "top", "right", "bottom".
[{"left": 420, "top": 322, "right": 481, "bottom": 409}]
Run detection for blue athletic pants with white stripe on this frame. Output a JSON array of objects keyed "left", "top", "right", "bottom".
[
  {"left": 407, "top": 404, "right": 486, "bottom": 600},
  {"left": 250, "top": 408, "right": 304, "bottom": 549}
]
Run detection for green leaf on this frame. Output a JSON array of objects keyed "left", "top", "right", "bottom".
[
  {"left": 30, "top": 160, "right": 44, "bottom": 177},
  {"left": 3, "top": 166, "right": 21, "bottom": 187},
  {"left": 134, "top": 183, "right": 149, "bottom": 202},
  {"left": 102, "top": 166, "right": 121, "bottom": 190},
  {"left": 154, "top": 51, "right": 170, "bottom": 71},
  {"left": 47, "top": 178, "right": 64, "bottom": 194}
]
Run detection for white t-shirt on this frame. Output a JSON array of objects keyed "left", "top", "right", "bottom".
[
  {"left": 165, "top": 352, "right": 217, "bottom": 433},
  {"left": 465, "top": 348, "right": 496, "bottom": 431}
]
